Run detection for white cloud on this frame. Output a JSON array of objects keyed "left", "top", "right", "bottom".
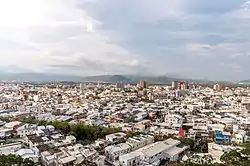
[
  {"left": 1, "top": 0, "right": 250, "bottom": 80},
  {"left": 186, "top": 43, "right": 214, "bottom": 52},
  {"left": 0, "top": 0, "right": 145, "bottom": 75}
]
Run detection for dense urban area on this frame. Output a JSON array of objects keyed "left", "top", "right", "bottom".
[{"left": 0, "top": 80, "right": 250, "bottom": 166}]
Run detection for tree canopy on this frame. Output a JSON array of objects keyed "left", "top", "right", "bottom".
[{"left": 0, "top": 154, "right": 35, "bottom": 166}]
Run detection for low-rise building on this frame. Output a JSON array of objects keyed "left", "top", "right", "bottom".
[{"left": 0, "top": 142, "right": 22, "bottom": 155}]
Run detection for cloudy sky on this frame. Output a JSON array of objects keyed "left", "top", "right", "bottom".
[{"left": 1, "top": 0, "right": 250, "bottom": 81}]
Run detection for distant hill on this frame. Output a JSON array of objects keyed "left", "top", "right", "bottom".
[
  {"left": 82, "top": 74, "right": 211, "bottom": 84},
  {"left": 239, "top": 80, "right": 250, "bottom": 84},
  {"left": 0, "top": 73, "right": 230, "bottom": 85},
  {"left": 83, "top": 75, "right": 130, "bottom": 83}
]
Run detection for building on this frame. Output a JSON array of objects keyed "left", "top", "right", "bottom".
[
  {"left": 215, "top": 132, "right": 232, "bottom": 144},
  {"left": 118, "top": 138, "right": 189, "bottom": 166},
  {"left": 119, "top": 152, "right": 141, "bottom": 166},
  {"left": 165, "top": 114, "right": 184, "bottom": 126},
  {"left": 105, "top": 132, "right": 126, "bottom": 144},
  {"left": 0, "top": 142, "right": 22, "bottom": 155},
  {"left": 126, "top": 135, "right": 154, "bottom": 151},
  {"left": 105, "top": 143, "right": 131, "bottom": 163},
  {"left": 171, "top": 81, "right": 178, "bottom": 89},
  {"left": 15, "top": 123, "right": 37, "bottom": 138},
  {"left": 213, "top": 84, "right": 221, "bottom": 91},
  {"left": 172, "top": 81, "right": 188, "bottom": 90},
  {"left": 80, "top": 83, "right": 84, "bottom": 92},
  {"left": 138, "top": 80, "right": 147, "bottom": 89},
  {"left": 116, "top": 82, "right": 125, "bottom": 89},
  {"left": 15, "top": 149, "right": 39, "bottom": 163}
]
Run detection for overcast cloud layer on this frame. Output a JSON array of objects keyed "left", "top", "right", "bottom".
[{"left": 1, "top": 0, "right": 250, "bottom": 81}]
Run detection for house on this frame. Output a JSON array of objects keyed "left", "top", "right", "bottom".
[
  {"left": 15, "top": 123, "right": 37, "bottom": 137},
  {"left": 41, "top": 151, "right": 56, "bottom": 166},
  {"left": 118, "top": 138, "right": 189, "bottom": 166},
  {"left": 105, "top": 132, "right": 126, "bottom": 144},
  {"left": 0, "top": 142, "right": 22, "bottom": 155},
  {"left": 0, "top": 128, "right": 13, "bottom": 138},
  {"left": 234, "top": 134, "right": 244, "bottom": 144},
  {"left": 133, "top": 124, "right": 146, "bottom": 133},
  {"left": 80, "top": 147, "right": 105, "bottom": 166},
  {"left": 105, "top": 143, "right": 131, "bottom": 163},
  {"left": 142, "top": 142, "right": 171, "bottom": 164},
  {"left": 66, "top": 135, "right": 76, "bottom": 145},
  {"left": 119, "top": 152, "right": 142, "bottom": 166},
  {"left": 55, "top": 150, "right": 77, "bottom": 166},
  {"left": 165, "top": 114, "right": 184, "bottom": 126},
  {"left": 27, "top": 135, "right": 46, "bottom": 149},
  {"left": 15, "top": 149, "right": 39, "bottom": 163},
  {"left": 134, "top": 112, "right": 148, "bottom": 122},
  {"left": 126, "top": 135, "right": 154, "bottom": 151},
  {"left": 215, "top": 132, "right": 232, "bottom": 144}
]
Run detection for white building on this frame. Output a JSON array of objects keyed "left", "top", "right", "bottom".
[
  {"left": 105, "top": 143, "right": 131, "bottom": 163},
  {"left": 0, "top": 128, "right": 13, "bottom": 138},
  {"left": 119, "top": 152, "right": 142, "bottom": 166},
  {"left": 16, "top": 123, "right": 37, "bottom": 137},
  {"left": 234, "top": 134, "right": 244, "bottom": 144},
  {"left": 126, "top": 135, "right": 154, "bottom": 151},
  {"left": 118, "top": 138, "right": 189, "bottom": 166},
  {"left": 15, "top": 149, "right": 39, "bottom": 163},
  {"left": 165, "top": 114, "right": 184, "bottom": 126},
  {"left": 105, "top": 132, "right": 126, "bottom": 144},
  {"left": 0, "top": 142, "right": 22, "bottom": 155}
]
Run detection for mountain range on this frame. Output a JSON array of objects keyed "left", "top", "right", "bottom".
[
  {"left": 0, "top": 72, "right": 230, "bottom": 84},
  {"left": 82, "top": 75, "right": 213, "bottom": 84},
  {"left": 239, "top": 80, "right": 250, "bottom": 84}
]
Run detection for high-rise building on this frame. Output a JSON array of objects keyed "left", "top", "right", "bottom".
[
  {"left": 172, "top": 81, "right": 189, "bottom": 90},
  {"left": 181, "top": 83, "right": 186, "bottom": 90},
  {"left": 177, "top": 81, "right": 182, "bottom": 90},
  {"left": 138, "top": 80, "right": 147, "bottom": 89},
  {"left": 19, "top": 88, "right": 27, "bottom": 101},
  {"left": 80, "top": 83, "right": 84, "bottom": 92},
  {"left": 116, "top": 82, "right": 125, "bottom": 89},
  {"left": 213, "top": 84, "right": 221, "bottom": 91},
  {"left": 172, "top": 81, "right": 178, "bottom": 89}
]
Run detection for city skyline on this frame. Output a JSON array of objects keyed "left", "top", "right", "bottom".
[{"left": 1, "top": 0, "right": 250, "bottom": 81}]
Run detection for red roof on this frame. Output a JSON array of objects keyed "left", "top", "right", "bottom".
[{"left": 179, "top": 129, "right": 185, "bottom": 136}]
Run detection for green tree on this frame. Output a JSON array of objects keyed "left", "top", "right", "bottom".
[
  {"left": 179, "top": 137, "right": 195, "bottom": 149},
  {"left": 125, "top": 131, "right": 140, "bottom": 138},
  {"left": 0, "top": 154, "right": 35, "bottom": 166},
  {"left": 220, "top": 150, "right": 244, "bottom": 166}
]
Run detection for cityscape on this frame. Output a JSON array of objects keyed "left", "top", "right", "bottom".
[
  {"left": 1, "top": 0, "right": 250, "bottom": 166},
  {"left": 0, "top": 80, "right": 249, "bottom": 166}
]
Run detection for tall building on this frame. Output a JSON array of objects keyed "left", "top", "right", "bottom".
[
  {"left": 171, "top": 81, "right": 178, "bottom": 89},
  {"left": 116, "top": 82, "right": 125, "bottom": 89},
  {"left": 177, "top": 81, "right": 181, "bottom": 90},
  {"left": 172, "top": 81, "right": 189, "bottom": 90},
  {"left": 181, "top": 83, "right": 186, "bottom": 90},
  {"left": 80, "top": 83, "right": 84, "bottom": 92},
  {"left": 19, "top": 88, "right": 27, "bottom": 101},
  {"left": 213, "top": 84, "right": 221, "bottom": 91},
  {"left": 138, "top": 80, "right": 147, "bottom": 89}
]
